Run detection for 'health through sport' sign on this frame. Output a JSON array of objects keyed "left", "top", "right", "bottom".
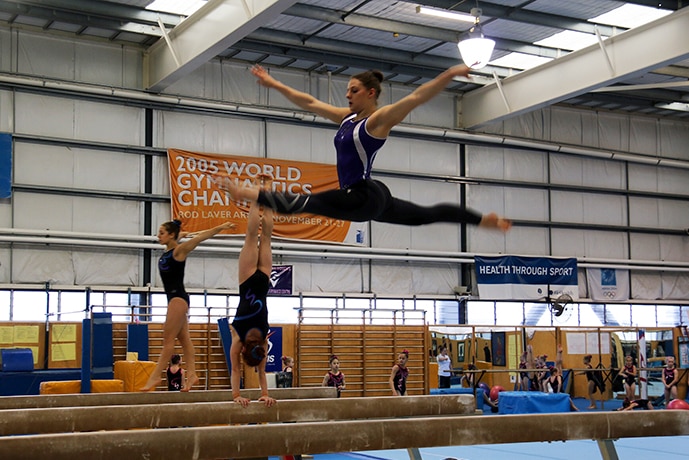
[{"left": 475, "top": 255, "right": 578, "bottom": 300}]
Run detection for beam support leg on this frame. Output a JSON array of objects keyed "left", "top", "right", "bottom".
[{"left": 597, "top": 439, "right": 619, "bottom": 460}]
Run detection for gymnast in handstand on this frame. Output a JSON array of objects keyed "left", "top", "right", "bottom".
[{"left": 230, "top": 176, "right": 276, "bottom": 407}]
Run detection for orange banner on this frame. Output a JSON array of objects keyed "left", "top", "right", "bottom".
[{"left": 168, "top": 149, "right": 358, "bottom": 243}]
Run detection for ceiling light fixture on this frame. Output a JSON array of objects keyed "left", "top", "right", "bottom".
[
  {"left": 654, "top": 102, "right": 689, "bottom": 113},
  {"left": 416, "top": 5, "right": 475, "bottom": 23},
  {"left": 457, "top": 6, "right": 495, "bottom": 70}
]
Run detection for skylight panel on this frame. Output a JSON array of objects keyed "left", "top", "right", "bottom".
[
  {"left": 146, "top": 0, "right": 207, "bottom": 16},
  {"left": 489, "top": 52, "right": 552, "bottom": 71},
  {"left": 590, "top": 4, "right": 672, "bottom": 28},
  {"left": 535, "top": 30, "right": 599, "bottom": 52}
]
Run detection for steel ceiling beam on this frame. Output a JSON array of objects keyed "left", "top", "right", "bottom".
[
  {"left": 417, "top": 0, "right": 620, "bottom": 36},
  {"left": 284, "top": 3, "right": 562, "bottom": 59},
  {"left": 144, "top": 0, "right": 298, "bottom": 92},
  {"left": 0, "top": 0, "right": 181, "bottom": 27},
  {"left": 461, "top": 7, "right": 689, "bottom": 128}
]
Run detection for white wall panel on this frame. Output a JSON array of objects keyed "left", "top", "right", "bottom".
[
  {"left": 0, "top": 201, "right": 10, "bottom": 228},
  {"left": 14, "top": 93, "right": 143, "bottom": 144},
  {"left": 156, "top": 111, "right": 263, "bottom": 156},
  {"left": 504, "top": 149, "right": 547, "bottom": 182},
  {"left": 315, "top": 74, "right": 349, "bottom": 108},
  {"left": 390, "top": 85, "right": 455, "bottom": 129},
  {"left": 153, "top": 156, "right": 172, "bottom": 197},
  {"left": 630, "top": 234, "right": 661, "bottom": 260},
  {"left": 551, "top": 191, "right": 626, "bottom": 226},
  {"left": 549, "top": 229, "right": 581, "bottom": 257},
  {"left": 306, "top": 259, "right": 363, "bottom": 293},
  {"left": 14, "top": 143, "right": 141, "bottom": 192},
  {"left": 549, "top": 107, "right": 586, "bottom": 146},
  {"left": 410, "top": 265, "right": 458, "bottom": 295},
  {"left": 550, "top": 154, "right": 625, "bottom": 189},
  {"left": 659, "top": 235, "right": 689, "bottom": 262},
  {"left": 551, "top": 229, "right": 627, "bottom": 258},
  {"left": 629, "top": 117, "right": 658, "bottom": 155},
  {"left": 0, "top": 247, "right": 9, "bottom": 283},
  {"left": 370, "top": 262, "right": 460, "bottom": 296},
  {"left": 15, "top": 93, "right": 75, "bottom": 139},
  {"left": 496, "top": 109, "right": 546, "bottom": 140},
  {"left": 12, "top": 247, "right": 75, "bottom": 284},
  {"left": 0, "top": 29, "right": 10, "bottom": 72},
  {"left": 505, "top": 227, "right": 549, "bottom": 256},
  {"left": 466, "top": 147, "right": 547, "bottom": 182},
  {"left": 466, "top": 184, "right": 509, "bottom": 254},
  {"left": 222, "top": 62, "right": 262, "bottom": 105},
  {"left": 0, "top": 90, "right": 13, "bottom": 132},
  {"left": 629, "top": 164, "right": 689, "bottom": 195},
  {"left": 266, "top": 122, "right": 336, "bottom": 165},
  {"left": 628, "top": 197, "right": 659, "bottom": 228},
  {"left": 13, "top": 192, "right": 74, "bottom": 231},
  {"left": 629, "top": 198, "right": 689, "bottom": 230},
  {"left": 15, "top": 30, "right": 140, "bottom": 87},
  {"left": 165, "top": 60, "right": 222, "bottom": 100},
  {"left": 368, "top": 177, "right": 462, "bottom": 252},
  {"left": 466, "top": 146, "right": 504, "bottom": 179},
  {"left": 631, "top": 272, "right": 662, "bottom": 299},
  {"left": 505, "top": 188, "right": 548, "bottom": 222},
  {"left": 74, "top": 41, "right": 134, "bottom": 87},
  {"left": 17, "top": 32, "right": 76, "bottom": 80},
  {"left": 659, "top": 119, "right": 689, "bottom": 160},
  {"left": 407, "top": 139, "right": 458, "bottom": 176},
  {"left": 598, "top": 112, "right": 629, "bottom": 152},
  {"left": 183, "top": 256, "right": 235, "bottom": 291},
  {"left": 12, "top": 192, "right": 140, "bottom": 235},
  {"left": 661, "top": 273, "right": 689, "bottom": 299},
  {"left": 73, "top": 249, "right": 139, "bottom": 285}
]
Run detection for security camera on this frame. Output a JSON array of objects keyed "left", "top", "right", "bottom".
[{"left": 453, "top": 285, "right": 470, "bottom": 295}]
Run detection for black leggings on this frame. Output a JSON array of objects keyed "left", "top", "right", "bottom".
[{"left": 257, "top": 179, "right": 482, "bottom": 226}]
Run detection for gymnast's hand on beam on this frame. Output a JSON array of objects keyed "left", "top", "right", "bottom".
[
  {"left": 233, "top": 396, "right": 251, "bottom": 407},
  {"left": 258, "top": 395, "right": 276, "bottom": 407}
]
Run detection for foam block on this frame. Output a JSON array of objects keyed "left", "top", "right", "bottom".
[
  {"left": 39, "top": 379, "right": 124, "bottom": 395},
  {"left": 0, "top": 348, "right": 34, "bottom": 372},
  {"left": 498, "top": 391, "right": 570, "bottom": 414},
  {"left": 430, "top": 387, "right": 485, "bottom": 409},
  {"left": 114, "top": 360, "right": 156, "bottom": 392}
]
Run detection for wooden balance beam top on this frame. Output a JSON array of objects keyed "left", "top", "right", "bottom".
[
  {"left": 1, "top": 410, "right": 687, "bottom": 460},
  {"left": 0, "top": 394, "right": 476, "bottom": 436},
  {"left": 0, "top": 386, "right": 337, "bottom": 410}
]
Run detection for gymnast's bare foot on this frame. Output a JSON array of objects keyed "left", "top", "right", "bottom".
[
  {"left": 212, "top": 175, "right": 259, "bottom": 203},
  {"left": 181, "top": 373, "right": 199, "bottom": 392},
  {"left": 479, "top": 212, "right": 512, "bottom": 232},
  {"left": 140, "top": 379, "right": 161, "bottom": 392}
]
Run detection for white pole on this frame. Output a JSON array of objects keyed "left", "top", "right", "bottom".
[{"left": 638, "top": 329, "right": 647, "bottom": 399}]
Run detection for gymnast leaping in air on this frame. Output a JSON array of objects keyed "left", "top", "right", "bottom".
[{"left": 214, "top": 64, "right": 511, "bottom": 231}]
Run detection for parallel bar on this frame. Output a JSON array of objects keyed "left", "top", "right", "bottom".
[
  {"left": 1, "top": 411, "right": 687, "bottom": 460},
  {"left": 0, "top": 395, "right": 476, "bottom": 436},
  {"left": 0, "top": 387, "right": 336, "bottom": 410}
]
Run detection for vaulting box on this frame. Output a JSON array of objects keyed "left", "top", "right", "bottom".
[
  {"left": 39, "top": 379, "right": 124, "bottom": 394},
  {"left": 114, "top": 360, "right": 156, "bottom": 392},
  {"left": 0, "top": 348, "right": 34, "bottom": 372}
]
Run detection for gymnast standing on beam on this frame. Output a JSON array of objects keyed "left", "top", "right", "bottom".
[
  {"left": 215, "top": 64, "right": 511, "bottom": 232},
  {"left": 230, "top": 175, "right": 276, "bottom": 407},
  {"left": 142, "top": 219, "right": 235, "bottom": 392}
]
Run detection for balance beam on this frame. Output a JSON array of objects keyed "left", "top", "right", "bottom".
[
  {"left": 0, "top": 386, "right": 336, "bottom": 410},
  {"left": 1, "top": 411, "right": 687, "bottom": 460},
  {"left": 0, "top": 394, "right": 476, "bottom": 436}
]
